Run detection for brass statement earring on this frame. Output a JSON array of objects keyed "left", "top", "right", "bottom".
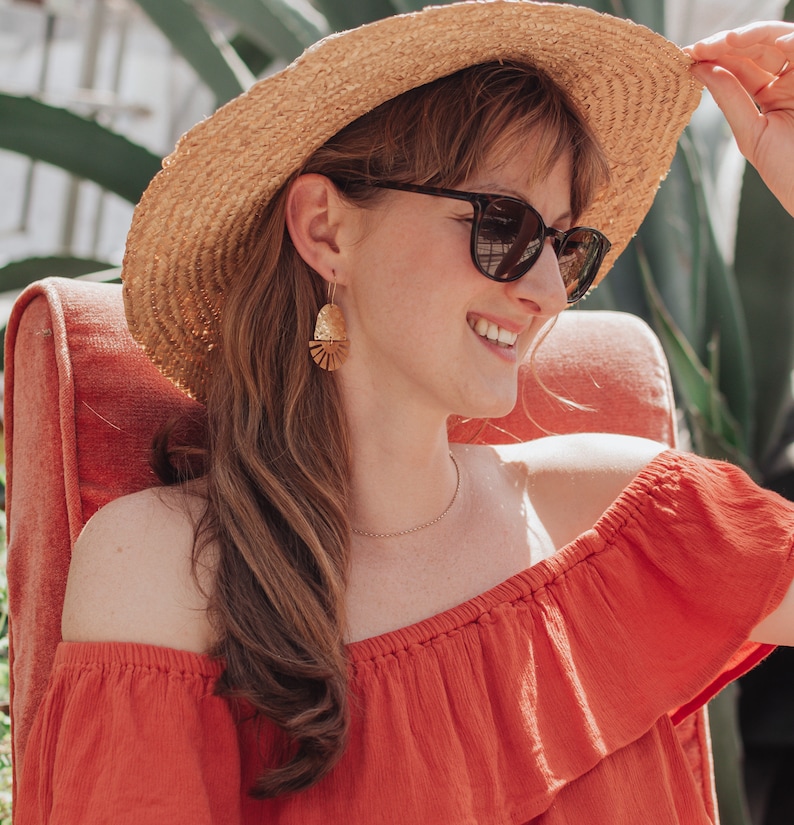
[{"left": 308, "top": 276, "right": 350, "bottom": 371}]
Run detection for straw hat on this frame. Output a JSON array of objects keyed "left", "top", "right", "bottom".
[{"left": 122, "top": 0, "right": 702, "bottom": 403}]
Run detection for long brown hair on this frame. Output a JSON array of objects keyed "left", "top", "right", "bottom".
[{"left": 159, "top": 61, "right": 610, "bottom": 798}]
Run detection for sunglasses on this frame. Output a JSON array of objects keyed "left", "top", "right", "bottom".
[{"left": 361, "top": 181, "right": 611, "bottom": 304}]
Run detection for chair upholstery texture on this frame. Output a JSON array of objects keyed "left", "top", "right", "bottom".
[{"left": 5, "top": 277, "right": 716, "bottom": 818}]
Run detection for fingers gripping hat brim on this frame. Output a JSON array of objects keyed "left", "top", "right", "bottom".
[{"left": 122, "top": 0, "right": 702, "bottom": 403}]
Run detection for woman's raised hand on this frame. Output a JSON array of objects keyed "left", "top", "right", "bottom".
[{"left": 686, "top": 22, "right": 794, "bottom": 217}]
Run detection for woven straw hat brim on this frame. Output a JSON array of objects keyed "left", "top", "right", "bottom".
[{"left": 122, "top": 0, "right": 702, "bottom": 403}]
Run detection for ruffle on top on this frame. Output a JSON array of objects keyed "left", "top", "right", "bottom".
[{"left": 16, "top": 451, "right": 794, "bottom": 825}]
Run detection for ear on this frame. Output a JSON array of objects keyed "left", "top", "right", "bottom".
[{"left": 285, "top": 174, "right": 352, "bottom": 286}]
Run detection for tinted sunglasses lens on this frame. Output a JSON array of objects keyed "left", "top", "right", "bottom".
[
  {"left": 476, "top": 199, "right": 543, "bottom": 280},
  {"left": 558, "top": 229, "right": 606, "bottom": 303}
]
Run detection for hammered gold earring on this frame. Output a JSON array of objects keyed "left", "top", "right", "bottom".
[{"left": 308, "top": 277, "right": 350, "bottom": 371}]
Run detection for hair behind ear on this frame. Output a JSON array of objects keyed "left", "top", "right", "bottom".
[{"left": 196, "top": 185, "right": 354, "bottom": 797}]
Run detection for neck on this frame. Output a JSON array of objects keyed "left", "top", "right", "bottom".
[{"left": 342, "top": 386, "right": 460, "bottom": 539}]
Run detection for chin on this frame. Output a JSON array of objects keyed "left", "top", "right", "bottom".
[{"left": 455, "top": 386, "right": 518, "bottom": 421}]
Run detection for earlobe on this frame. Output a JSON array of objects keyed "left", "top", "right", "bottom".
[{"left": 286, "top": 174, "right": 347, "bottom": 284}]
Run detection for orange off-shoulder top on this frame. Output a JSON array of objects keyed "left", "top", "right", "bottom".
[{"left": 15, "top": 451, "right": 794, "bottom": 824}]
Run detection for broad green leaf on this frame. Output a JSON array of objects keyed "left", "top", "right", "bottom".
[
  {"left": 681, "top": 122, "right": 755, "bottom": 447},
  {"left": 639, "top": 254, "right": 710, "bottom": 412},
  {"left": 0, "top": 257, "right": 113, "bottom": 292},
  {"left": 735, "top": 164, "right": 794, "bottom": 463},
  {"left": 617, "top": 0, "right": 664, "bottom": 29},
  {"left": 582, "top": 244, "right": 651, "bottom": 318},
  {"left": 687, "top": 101, "right": 745, "bottom": 264},
  {"left": 684, "top": 106, "right": 756, "bottom": 449},
  {"left": 136, "top": 0, "right": 254, "bottom": 104},
  {"left": 565, "top": 0, "right": 626, "bottom": 16},
  {"left": 387, "top": 0, "right": 437, "bottom": 10},
  {"left": 701, "top": 246, "right": 755, "bottom": 452},
  {"left": 388, "top": 0, "right": 459, "bottom": 11},
  {"left": 261, "top": 0, "right": 328, "bottom": 44},
  {"left": 230, "top": 33, "right": 273, "bottom": 76},
  {"left": 585, "top": 135, "right": 711, "bottom": 354},
  {"left": 204, "top": 0, "right": 325, "bottom": 60},
  {"left": 555, "top": 0, "right": 663, "bottom": 28},
  {"left": 637, "top": 244, "right": 749, "bottom": 462},
  {"left": 0, "top": 94, "right": 161, "bottom": 203},
  {"left": 316, "top": 0, "right": 401, "bottom": 30},
  {"left": 636, "top": 136, "right": 707, "bottom": 349},
  {"left": 686, "top": 407, "right": 755, "bottom": 474}
]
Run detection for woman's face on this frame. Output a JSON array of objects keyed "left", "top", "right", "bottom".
[{"left": 336, "top": 135, "right": 572, "bottom": 422}]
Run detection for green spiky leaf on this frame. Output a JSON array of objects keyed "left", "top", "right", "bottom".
[
  {"left": 136, "top": 0, "right": 254, "bottom": 104},
  {"left": 0, "top": 94, "right": 161, "bottom": 203},
  {"left": 203, "top": 0, "right": 325, "bottom": 60}
]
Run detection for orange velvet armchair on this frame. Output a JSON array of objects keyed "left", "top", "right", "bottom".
[{"left": 6, "top": 277, "right": 718, "bottom": 816}]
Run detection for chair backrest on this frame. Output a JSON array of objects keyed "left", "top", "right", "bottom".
[{"left": 6, "top": 277, "right": 712, "bottom": 812}]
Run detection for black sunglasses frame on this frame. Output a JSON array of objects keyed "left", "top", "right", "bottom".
[{"left": 357, "top": 180, "right": 611, "bottom": 304}]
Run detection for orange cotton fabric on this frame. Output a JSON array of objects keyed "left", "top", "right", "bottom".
[{"left": 16, "top": 451, "right": 794, "bottom": 825}]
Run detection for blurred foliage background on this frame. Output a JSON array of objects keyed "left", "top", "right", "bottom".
[{"left": 3, "top": 0, "right": 794, "bottom": 823}]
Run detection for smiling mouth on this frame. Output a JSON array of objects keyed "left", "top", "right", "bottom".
[{"left": 468, "top": 316, "right": 518, "bottom": 348}]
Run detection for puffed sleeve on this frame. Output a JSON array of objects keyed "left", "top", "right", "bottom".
[
  {"left": 15, "top": 642, "right": 242, "bottom": 824},
  {"left": 563, "top": 448, "right": 794, "bottom": 725}
]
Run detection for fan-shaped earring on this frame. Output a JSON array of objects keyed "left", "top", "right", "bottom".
[{"left": 308, "top": 278, "right": 350, "bottom": 371}]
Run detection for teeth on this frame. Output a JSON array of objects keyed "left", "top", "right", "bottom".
[{"left": 468, "top": 317, "right": 518, "bottom": 347}]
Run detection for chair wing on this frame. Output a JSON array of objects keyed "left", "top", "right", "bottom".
[{"left": 5, "top": 278, "right": 203, "bottom": 786}]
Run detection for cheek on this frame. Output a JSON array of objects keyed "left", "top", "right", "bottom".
[
  {"left": 347, "top": 207, "right": 479, "bottom": 337},
  {"left": 384, "top": 207, "right": 473, "bottom": 274},
  {"left": 362, "top": 239, "right": 460, "bottom": 310}
]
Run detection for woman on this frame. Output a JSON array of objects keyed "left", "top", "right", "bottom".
[{"left": 15, "top": 4, "right": 794, "bottom": 823}]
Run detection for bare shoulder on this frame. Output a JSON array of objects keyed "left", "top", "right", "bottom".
[
  {"left": 518, "top": 432, "right": 667, "bottom": 477},
  {"left": 62, "top": 485, "right": 215, "bottom": 653},
  {"left": 491, "top": 433, "right": 668, "bottom": 547}
]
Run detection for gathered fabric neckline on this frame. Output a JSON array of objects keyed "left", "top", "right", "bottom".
[
  {"left": 31, "top": 446, "right": 794, "bottom": 825},
  {"left": 347, "top": 448, "right": 675, "bottom": 662}
]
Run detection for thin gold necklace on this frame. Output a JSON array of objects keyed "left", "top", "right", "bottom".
[{"left": 351, "top": 452, "right": 461, "bottom": 539}]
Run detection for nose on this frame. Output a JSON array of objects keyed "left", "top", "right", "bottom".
[{"left": 506, "top": 242, "right": 568, "bottom": 318}]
